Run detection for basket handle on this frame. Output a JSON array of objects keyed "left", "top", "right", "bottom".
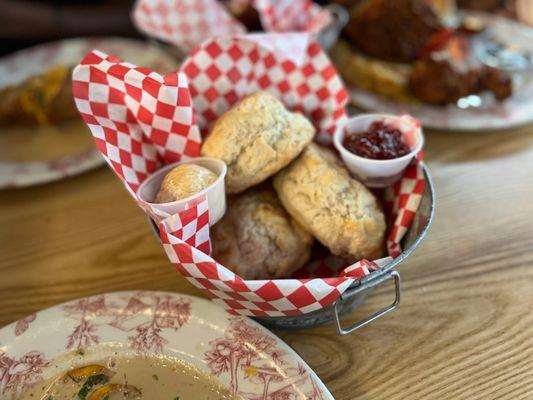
[{"left": 333, "top": 270, "right": 401, "bottom": 335}]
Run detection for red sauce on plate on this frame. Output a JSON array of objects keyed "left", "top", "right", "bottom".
[{"left": 343, "top": 121, "right": 411, "bottom": 160}]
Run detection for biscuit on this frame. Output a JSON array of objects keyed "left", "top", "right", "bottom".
[
  {"left": 200, "top": 91, "right": 315, "bottom": 193},
  {"left": 211, "top": 189, "right": 313, "bottom": 280},
  {"left": 273, "top": 143, "right": 386, "bottom": 260},
  {"left": 155, "top": 163, "right": 217, "bottom": 203}
]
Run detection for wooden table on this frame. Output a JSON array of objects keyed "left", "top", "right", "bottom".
[{"left": 1, "top": 125, "right": 533, "bottom": 399}]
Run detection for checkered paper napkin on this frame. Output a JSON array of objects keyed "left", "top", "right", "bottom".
[
  {"left": 132, "top": 0, "right": 332, "bottom": 53},
  {"left": 72, "top": 33, "right": 426, "bottom": 317},
  {"left": 253, "top": 0, "right": 332, "bottom": 34}
]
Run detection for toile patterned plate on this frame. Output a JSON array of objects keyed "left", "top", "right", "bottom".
[{"left": 0, "top": 291, "right": 332, "bottom": 400}]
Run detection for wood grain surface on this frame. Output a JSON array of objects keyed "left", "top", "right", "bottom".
[{"left": 1, "top": 124, "right": 533, "bottom": 399}]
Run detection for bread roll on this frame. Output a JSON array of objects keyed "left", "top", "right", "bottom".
[
  {"left": 273, "top": 143, "right": 386, "bottom": 260},
  {"left": 211, "top": 189, "right": 313, "bottom": 280},
  {"left": 201, "top": 91, "right": 315, "bottom": 193},
  {"left": 155, "top": 163, "right": 217, "bottom": 203}
]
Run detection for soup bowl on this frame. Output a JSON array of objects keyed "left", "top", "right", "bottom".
[{"left": 0, "top": 291, "right": 333, "bottom": 399}]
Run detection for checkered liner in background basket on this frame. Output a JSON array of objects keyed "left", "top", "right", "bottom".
[
  {"left": 253, "top": 0, "right": 332, "bottom": 33},
  {"left": 133, "top": 0, "right": 332, "bottom": 53},
  {"left": 72, "top": 33, "right": 426, "bottom": 317}
]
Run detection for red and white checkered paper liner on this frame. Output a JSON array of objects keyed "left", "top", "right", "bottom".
[
  {"left": 72, "top": 33, "right": 425, "bottom": 317},
  {"left": 182, "top": 33, "right": 348, "bottom": 143},
  {"left": 72, "top": 51, "right": 201, "bottom": 199},
  {"left": 133, "top": 0, "right": 246, "bottom": 54},
  {"left": 132, "top": 0, "right": 332, "bottom": 53},
  {"left": 253, "top": 0, "right": 332, "bottom": 34}
]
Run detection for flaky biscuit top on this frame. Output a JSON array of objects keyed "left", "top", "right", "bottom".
[
  {"left": 200, "top": 91, "right": 315, "bottom": 193},
  {"left": 211, "top": 188, "right": 313, "bottom": 280},
  {"left": 274, "top": 143, "right": 386, "bottom": 260}
]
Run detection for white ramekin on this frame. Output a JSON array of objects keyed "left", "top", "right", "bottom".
[
  {"left": 333, "top": 114, "right": 424, "bottom": 188},
  {"left": 136, "top": 157, "right": 227, "bottom": 225}
]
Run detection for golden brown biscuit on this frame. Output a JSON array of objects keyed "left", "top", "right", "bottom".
[
  {"left": 200, "top": 91, "right": 315, "bottom": 194},
  {"left": 273, "top": 143, "right": 386, "bottom": 260},
  {"left": 211, "top": 189, "right": 313, "bottom": 280},
  {"left": 155, "top": 163, "right": 217, "bottom": 203}
]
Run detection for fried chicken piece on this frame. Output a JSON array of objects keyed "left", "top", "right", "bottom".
[
  {"left": 408, "top": 59, "right": 479, "bottom": 104},
  {"left": 408, "top": 34, "right": 512, "bottom": 104},
  {"left": 343, "top": 0, "right": 443, "bottom": 63},
  {"left": 480, "top": 67, "right": 513, "bottom": 101}
]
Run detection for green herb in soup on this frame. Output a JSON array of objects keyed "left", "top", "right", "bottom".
[
  {"left": 18, "top": 355, "right": 236, "bottom": 400},
  {"left": 77, "top": 374, "right": 109, "bottom": 399}
]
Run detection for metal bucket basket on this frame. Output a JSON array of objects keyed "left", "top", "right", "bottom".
[{"left": 151, "top": 166, "right": 434, "bottom": 335}]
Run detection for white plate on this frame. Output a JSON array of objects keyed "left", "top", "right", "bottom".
[
  {"left": 0, "top": 37, "right": 180, "bottom": 189},
  {"left": 0, "top": 291, "right": 333, "bottom": 400},
  {"left": 348, "top": 13, "right": 533, "bottom": 131}
]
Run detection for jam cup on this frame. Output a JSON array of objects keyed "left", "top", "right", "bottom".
[
  {"left": 137, "top": 157, "right": 227, "bottom": 225},
  {"left": 333, "top": 114, "right": 424, "bottom": 188}
]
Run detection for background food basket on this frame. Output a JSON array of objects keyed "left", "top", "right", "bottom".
[{"left": 133, "top": 0, "right": 349, "bottom": 53}]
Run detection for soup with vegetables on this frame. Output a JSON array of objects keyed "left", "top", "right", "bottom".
[{"left": 18, "top": 356, "right": 236, "bottom": 400}]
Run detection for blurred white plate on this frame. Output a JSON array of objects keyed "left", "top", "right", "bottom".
[
  {"left": 0, "top": 37, "right": 179, "bottom": 189},
  {"left": 348, "top": 12, "right": 533, "bottom": 131}
]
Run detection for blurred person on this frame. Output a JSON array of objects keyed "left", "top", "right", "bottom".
[
  {"left": 516, "top": 0, "right": 533, "bottom": 25},
  {"left": 0, "top": 0, "right": 139, "bottom": 55}
]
